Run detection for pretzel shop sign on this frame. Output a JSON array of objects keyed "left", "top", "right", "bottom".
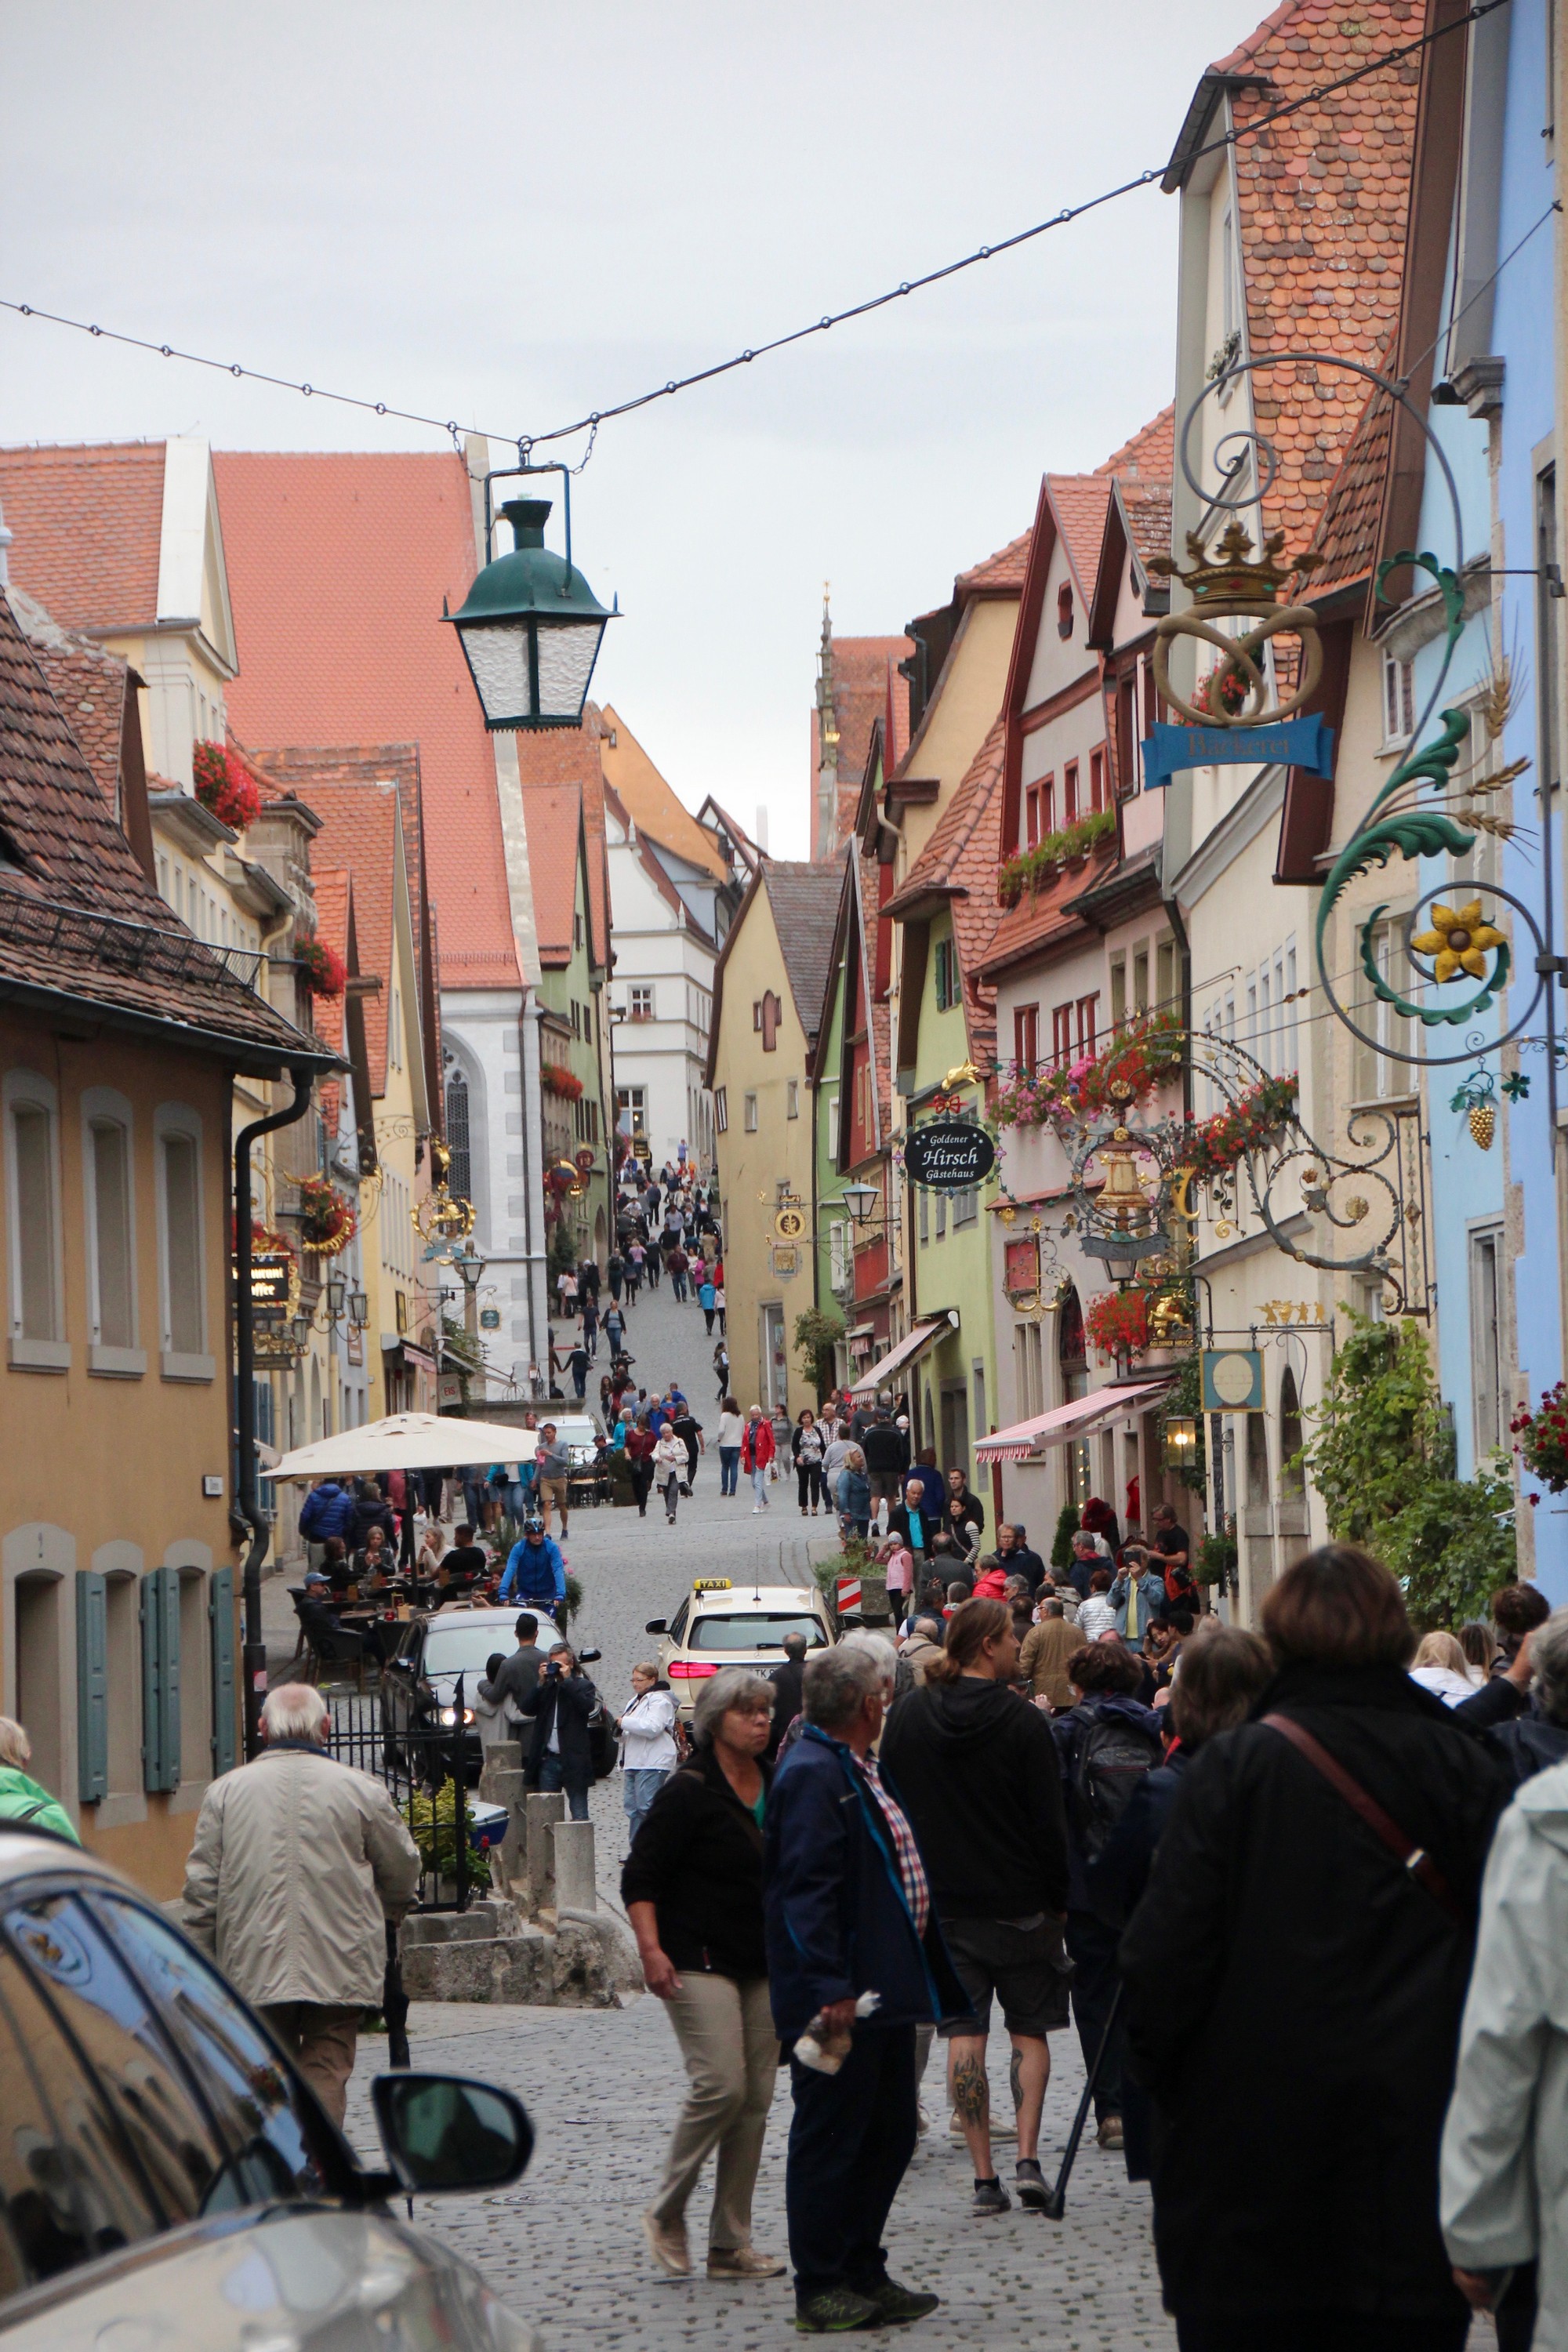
[{"left": 904, "top": 1118, "right": 996, "bottom": 1192}]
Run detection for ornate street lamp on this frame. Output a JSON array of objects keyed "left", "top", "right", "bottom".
[
  {"left": 453, "top": 1243, "right": 485, "bottom": 1298},
  {"left": 324, "top": 1269, "right": 347, "bottom": 1321},
  {"left": 445, "top": 470, "right": 617, "bottom": 730},
  {"left": 348, "top": 1287, "right": 370, "bottom": 1330},
  {"left": 839, "top": 1179, "right": 880, "bottom": 1228},
  {"left": 1162, "top": 1416, "right": 1198, "bottom": 1471}
]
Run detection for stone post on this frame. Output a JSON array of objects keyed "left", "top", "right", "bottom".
[
  {"left": 524, "top": 1790, "right": 564, "bottom": 1916},
  {"left": 550, "top": 1820, "right": 597, "bottom": 1914},
  {"left": 478, "top": 1748, "right": 528, "bottom": 1901}
]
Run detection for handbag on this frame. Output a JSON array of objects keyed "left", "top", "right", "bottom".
[{"left": 1261, "top": 1712, "right": 1467, "bottom": 1926}]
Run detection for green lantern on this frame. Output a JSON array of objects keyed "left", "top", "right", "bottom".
[{"left": 446, "top": 495, "right": 615, "bottom": 730}]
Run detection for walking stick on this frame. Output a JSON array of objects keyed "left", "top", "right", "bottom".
[{"left": 1041, "top": 1984, "right": 1123, "bottom": 2220}]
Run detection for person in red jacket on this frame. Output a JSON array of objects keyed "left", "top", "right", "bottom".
[
  {"left": 741, "top": 1406, "right": 776, "bottom": 1514},
  {"left": 625, "top": 1415, "right": 659, "bottom": 1519}
]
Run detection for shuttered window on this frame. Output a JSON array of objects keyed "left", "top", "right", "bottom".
[{"left": 140, "top": 1566, "right": 181, "bottom": 1794}]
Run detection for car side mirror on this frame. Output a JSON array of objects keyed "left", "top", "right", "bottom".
[
  {"left": 370, "top": 2073, "right": 533, "bottom": 2194},
  {"left": 576, "top": 1646, "right": 602, "bottom": 1664},
  {"left": 644, "top": 1619, "right": 667, "bottom": 1635}
]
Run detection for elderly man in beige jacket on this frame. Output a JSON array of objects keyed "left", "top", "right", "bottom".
[{"left": 183, "top": 1680, "right": 421, "bottom": 2125}]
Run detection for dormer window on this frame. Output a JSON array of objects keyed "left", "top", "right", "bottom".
[{"left": 1057, "top": 584, "right": 1075, "bottom": 640}]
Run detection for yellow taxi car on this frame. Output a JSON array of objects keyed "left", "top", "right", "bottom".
[{"left": 644, "top": 1576, "right": 837, "bottom": 1714}]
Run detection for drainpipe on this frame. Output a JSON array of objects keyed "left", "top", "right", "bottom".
[
  {"left": 1161, "top": 891, "right": 1193, "bottom": 1123},
  {"left": 234, "top": 1066, "right": 315, "bottom": 1759},
  {"left": 520, "top": 989, "right": 550, "bottom": 1393}
]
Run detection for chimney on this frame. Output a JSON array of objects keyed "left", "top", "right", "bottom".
[{"left": 755, "top": 804, "right": 770, "bottom": 852}]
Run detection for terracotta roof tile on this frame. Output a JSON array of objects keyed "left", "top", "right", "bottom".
[
  {"left": 1297, "top": 360, "right": 1397, "bottom": 595},
  {"left": 1215, "top": 0, "right": 1422, "bottom": 550},
  {"left": 517, "top": 783, "right": 582, "bottom": 968},
  {"left": 0, "top": 589, "right": 318, "bottom": 1067},
  {"left": 512, "top": 720, "right": 609, "bottom": 971},
  {"left": 957, "top": 529, "right": 1033, "bottom": 597},
  {"left": 977, "top": 833, "right": 1120, "bottom": 979},
  {"left": 0, "top": 442, "right": 165, "bottom": 631},
  {"left": 597, "top": 703, "right": 728, "bottom": 880},
  {"left": 29, "top": 637, "right": 128, "bottom": 809},
  {"left": 1047, "top": 477, "right": 1114, "bottom": 597},
  {"left": 887, "top": 713, "right": 1006, "bottom": 1062},
  {"left": 761, "top": 860, "right": 845, "bottom": 1040},
  {"left": 1121, "top": 484, "right": 1174, "bottom": 572},
  {"left": 214, "top": 452, "right": 520, "bottom": 993},
  {"left": 1095, "top": 406, "right": 1175, "bottom": 483},
  {"left": 822, "top": 635, "right": 913, "bottom": 848},
  {"left": 254, "top": 766, "right": 398, "bottom": 1092}
]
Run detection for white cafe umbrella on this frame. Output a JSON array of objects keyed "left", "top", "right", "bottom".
[{"left": 274, "top": 1410, "right": 541, "bottom": 1482}]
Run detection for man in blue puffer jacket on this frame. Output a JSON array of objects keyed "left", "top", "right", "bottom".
[
  {"left": 297, "top": 1479, "right": 356, "bottom": 1546},
  {"left": 765, "top": 1645, "right": 971, "bottom": 2335},
  {"left": 499, "top": 1515, "right": 566, "bottom": 1626}
]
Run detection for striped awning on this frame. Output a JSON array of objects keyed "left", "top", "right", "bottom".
[
  {"left": 975, "top": 1377, "right": 1174, "bottom": 1465},
  {"left": 850, "top": 1310, "right": 958, "bottom": 1398}
]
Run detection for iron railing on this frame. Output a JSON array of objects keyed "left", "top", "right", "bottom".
[{"left": 327, "top": 1676, "right": 472, "bottom": 1913}]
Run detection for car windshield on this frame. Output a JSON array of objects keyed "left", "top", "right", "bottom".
[
  {"left": 688, "top": 1613, "right": 827, "bottom": 1653},
  {"left": 423, "top": 1623, "right": 515, "bottom": 1677}
]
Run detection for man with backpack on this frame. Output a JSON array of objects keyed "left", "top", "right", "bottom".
[
  {"left": 880, "top": 1598, "right": 1069, "bottom": 2216},
  {"left": 1049, "top": 1642, "right": 1163, "bottom": 2150}
]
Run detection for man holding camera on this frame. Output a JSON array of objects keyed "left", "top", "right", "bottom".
[{"left": 517, "top": 1642, "right": 598, "bottom": 1819}]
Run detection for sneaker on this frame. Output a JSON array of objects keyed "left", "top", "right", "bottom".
[
  {"left": 1096, "top": 2114, "right": 1124, "bottom": 2150},
  {"left": 795, "top": 2288, "right": 879, "bottom": 2332},
  {"left": 858, "top": 2278, "right": 941, "bottom": 2326},
  {"left": 971, "top": 2177, "right": 1011, "bottom": 2216},
  {"left": 708, "top": 2247, "right": 787, "bottom": 2278},
  {"left": 1014, "top": 2158, "right": 1049, "bottom": 2212},
  {"left": 753, "top": 1506, "right": 764, "bottom": 1515},
  {"left": 642, "top": 2209, "right": 691, "bottom": 2277}
]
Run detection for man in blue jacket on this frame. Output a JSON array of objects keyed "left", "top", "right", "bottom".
[
  {"left": 297, "top": 1479, "right": 355, "bottom": 1548},
  {"left": 764, "top": 1645, "right": 971, "bottom": 2333},
  {"left": 499, "top": 1516, "right": 566, "bottom": 1627}
]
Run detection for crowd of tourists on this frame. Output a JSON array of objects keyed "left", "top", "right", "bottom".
[{"left": 612, "top": 1545, "right": 1568, "bottom": 2343}]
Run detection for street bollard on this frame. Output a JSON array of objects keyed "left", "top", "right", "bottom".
[
  {"left": 524, "top": 1791, "right": 565, "bottom": 1915},
  {"left": 550, "top": 1819, "right": 597, "bottom": 1914}
]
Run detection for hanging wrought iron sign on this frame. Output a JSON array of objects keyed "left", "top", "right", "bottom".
[
  {"left": 1141, "top": 517, "right": 1334, "bottom": 788},
  {"left": 904, "top": 1117, "right": 996, "bottom": 1192}
]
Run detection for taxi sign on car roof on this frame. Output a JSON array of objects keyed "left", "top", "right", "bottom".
[{"left": 693, "top": 1577, "right": 733, "bottom": 1592}]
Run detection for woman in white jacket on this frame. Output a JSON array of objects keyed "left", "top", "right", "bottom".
[
  {"left": 1442, "top": 1616, "right": 1568, "bottom": 2352},
  {"left": 619, "top": 1663, "right": 679, "bottom": 1844},
  {"left": 654, "top": 1424, "right": 689, "bottom": 1525}
]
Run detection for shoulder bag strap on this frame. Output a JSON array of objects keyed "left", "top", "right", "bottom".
[{"left": 1261, "top": 1711, "right": 1467, "bottom": 1927}]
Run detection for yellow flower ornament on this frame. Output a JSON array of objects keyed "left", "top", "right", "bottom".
[{"left": 1410, "top": 899, "right": 1506, "bottom": 984}]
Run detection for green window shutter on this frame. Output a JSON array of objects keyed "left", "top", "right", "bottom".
[
  {"left": 209, "top": 1566, "right": 236, "bottom": 1777},
  {"left": 140, "top": 1567, "right": 182, "bottom": 1794},
  {"left": 76, "top": 1572, "right": 108, "bottom": 1804}
]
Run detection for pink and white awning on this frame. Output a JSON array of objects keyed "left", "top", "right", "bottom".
[{"left": 975, "top": 1377, "right": 1174, "bottom": 1465}]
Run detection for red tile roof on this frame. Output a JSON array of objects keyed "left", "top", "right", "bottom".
[
  {"left": 976, "top": 832, "right": 1121, "bottom": 982},
  {"left": 512, "top": 720, "right": 609, "bottom": 971},
  {"left": 260, "top": 771, "right": 398, "bottom": 1092},
  {"left": 517, "top": 784, "right": 582, "bottom": 968},
  {"left": 1121, "top": 483, "right": 1174, "bottom": 573},
  {"left": 213, "top": 451, "right": 521, "bottom": 994},
  {"left": 29, "top": 636, "right": 129, "bottom": 809},
  {"left": 1207, "top": 0, "right": 1422, "bottom": 550},
  {"left": 887, "top": 712, "right": 1006, "bottom": 1062},
  {"left": 957, "top": 529, "right": 1033, "bottom": 597},
  {"left": 0, "top": 587, "right": 320, "bottom": 1069},
  {"left": 819, "top": 634, "right": 913, "bottom": 850},
  {"left": 1095, "top": 406, "right": 1174, "bottom": 484},
  {"left": 1047, "top": 477, "right": 1114, "bottom": 597},
  {"left": 1298, "top": 360, "right": 1398, "bottom": 596},
  {"left": 0, "top": 443, "right": 165, "bottom": 632}
]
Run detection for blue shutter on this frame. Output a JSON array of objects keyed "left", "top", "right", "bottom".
[
  {"left": 140, "top": 1567, "right": 181, "bottom": 1794},
  {"left": 209, "top": 1566, "right": 236, "bottom": 1777},
  {"left": 76, "top": 1573, "right": 108, "bottom": 1804}
]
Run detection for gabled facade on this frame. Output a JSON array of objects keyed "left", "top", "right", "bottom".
[
  {"left": 811, "top": 604, "right": 913, "bottom": 861},
  {"left": 709, "top": 859, "right": 844, "bottom": 1417}
]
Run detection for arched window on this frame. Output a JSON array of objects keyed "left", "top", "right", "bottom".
[
  {"left": 1058, "top": 1285, "right": 1086, "bottom": 1382},
  {"left": 1057, "top": 583, "right": 1075, "bottom": 640},
  {"left": 445, "top": 1061, "right": 471, "bottom": 1203},
  {"left": 1279, "top": 1365, "right": 1305, "bottom": 1496}
]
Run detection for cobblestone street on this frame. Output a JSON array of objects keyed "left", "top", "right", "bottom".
[{"left": 297, "top": 1284, "right": 1176, "bottom": 2346}]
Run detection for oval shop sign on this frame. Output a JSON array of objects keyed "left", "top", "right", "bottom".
[{"left": 904, "top": 1118, "right": 996, "bottom": 1193}]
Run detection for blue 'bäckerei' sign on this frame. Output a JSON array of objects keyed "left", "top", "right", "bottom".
[{"left": 1140, "top": 713, "right": 1334, "bottom": 792}]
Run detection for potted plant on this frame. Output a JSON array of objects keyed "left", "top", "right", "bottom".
[
  {"left": 1512, "top": 1381, "right": 1568, "bottom": 1493},
  {"left": 1084, "top": 1287, "right": 1150, "bottom": 1365},
  {"left": 294, "top": 931, "right": 347, "bottom": 999},
  {"left": 192, "top": 741, "right": 262, "bottom": 832},
  {"left": 296, "top": 1173, "right": 357, "bottom": 1258}
]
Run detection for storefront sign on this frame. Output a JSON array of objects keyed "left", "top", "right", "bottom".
[
  {"left": 904, "top": 1118, "right": 996, "bottom": 1192},
  {"left": 770, "top": 1243, "right": 800, "bottom": 1280},
  {"left": 480, "top": 1305, "right": 502, "bottom": 1330},
  {"left": 1202, "top": 1347, "right": 1265, "bottom": 1413},
  {"left": 1141, "top": 713, "right": 1334, "bottom": 793},
  {"left": 247, "top": 1250, "right": 295, "bottom": 1324}
]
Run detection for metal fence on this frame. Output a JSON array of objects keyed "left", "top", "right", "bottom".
[{"left": 327, "top": 1677, "right": 473, "bottom": 1913}]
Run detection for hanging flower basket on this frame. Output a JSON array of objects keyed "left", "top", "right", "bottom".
[
  {"left": 1512, "top": 1382, "right": 1568, "bottom": 1493},
  {"left": 541, "top": 1062, "right": 584, "bottom": 1101},
  {"left": 1189, "top": 664, "right": 1249, "bottom": 720},
  {"left": 1084, "top": 1288, "right": 1150, "bottom": 1360},
  {"left": 296, "top": 1174, "right": 357, "bottom": 1257},
  {"left": 192, "top": 740, "right": 262, "bottom": 832},
  {"left": 1179, "top": 1076, "right": 1299, "bottom": 1185},
  {"left": 294, "top": 931, "right": 347, "bottom": 999},
  {"left": 994, "top": 1011, "right": 1185, "bottom": 1132},
  {"left": 997, "top": 809, "right": 1116, "bottom": 908}
]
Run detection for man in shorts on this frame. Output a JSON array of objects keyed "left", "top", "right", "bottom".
[
  {"left": 533, "top": 1422, "right": 572, "bottom": 1538},
  {"left": 861, "top": 1399, "right": 909, "bottom": 1536},
  {"left": 880, "top": 1593, "right": 1070, "bottom": 2214}
]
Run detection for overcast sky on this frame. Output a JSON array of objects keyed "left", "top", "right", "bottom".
[{"left": 2, "top": 2, "right": 1257, "bottom": 856}]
